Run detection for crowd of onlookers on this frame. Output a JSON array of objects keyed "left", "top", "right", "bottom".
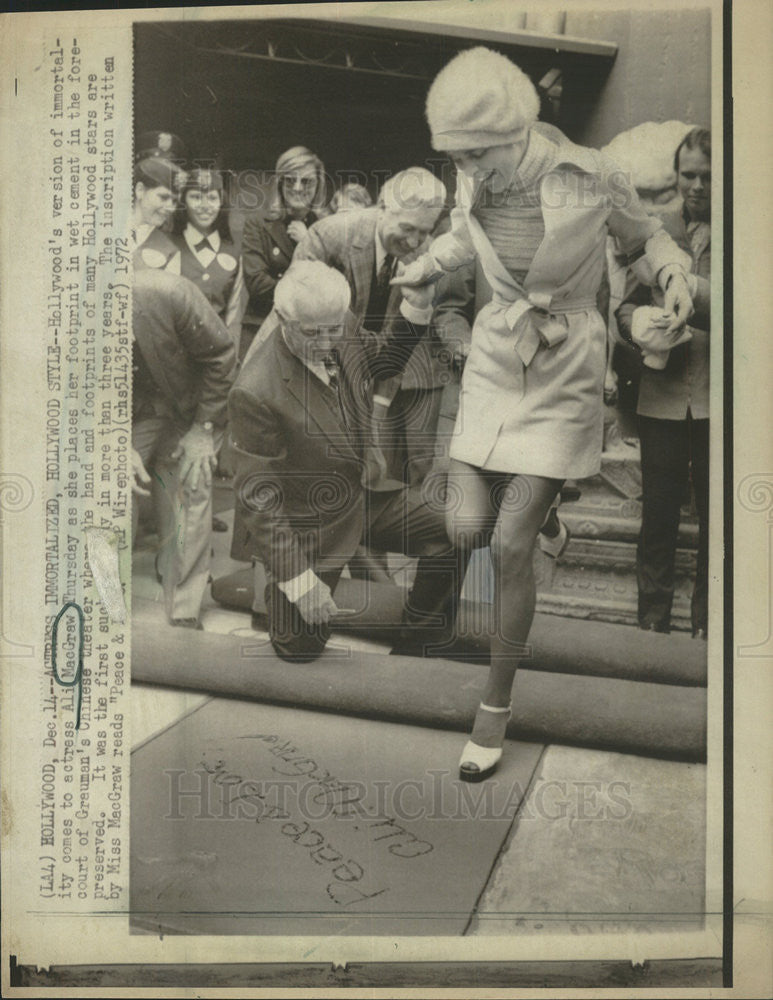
[{"left": 131, "top": 46, "right": 711, "bottom": 780}]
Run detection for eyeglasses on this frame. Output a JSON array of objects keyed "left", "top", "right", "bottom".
[
  {"left": 285, "top": 321, "right": 345, "bottom": 339},
  {"left": 282, "top": 174, "right": 317, "bottom": 190}
]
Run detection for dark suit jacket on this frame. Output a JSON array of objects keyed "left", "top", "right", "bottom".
[
  {"left": 241, "top": 211, "right": 321, "bottom": 328},
  {"left": 616, "top": 202, "right": 711, "bottom": 421},
  {"left": 432, "top": 261, "right": 477, "bottom": 358},
  {"left": 294, "top": 207, "right": 450, "bottom": 390},
  {"left": 132, "top": 269, "right": 237, "bottom": 427},
  {"left": 229, "top": 308, "right": 428, "bottom": 578}
]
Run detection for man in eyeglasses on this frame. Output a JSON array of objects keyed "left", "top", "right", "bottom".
[{"left": 293, "top": 167, "right": 453, "bottom": 489}]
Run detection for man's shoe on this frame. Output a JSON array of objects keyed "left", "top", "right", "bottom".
[
  {"left": 212, "top": 516, "right": 228, "bottom": 533},
  {"left": 251, "top": 610, "right": 267, "bottom": 632},
  {"left": 171, "top": 618, "right": 203, "bottom": 630},
  {"left": 639, "top": 621, "right": 670, "bottom": 634}
]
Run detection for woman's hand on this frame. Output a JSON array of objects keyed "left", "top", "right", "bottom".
[
  {"left": 659, "top": 266, "right": 694, "bottom": 333},
  {"left": 287, "top": 220, "right": 309, "bottom": 243},
  {"left": 390, "top": 255, "right": 440, "bottom": 288},
  {"left": 399, "top": 280, "right": 436, "bottom": 312}
]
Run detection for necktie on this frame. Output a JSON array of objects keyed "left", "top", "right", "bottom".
[
  {"left": 367, "top": 254, "right": 395, "bottom": 331},
  {"left": 377, "top": 253, "right": 394, "bottom": 290},
  {"left": 322, "top": 350, "right": 341, "bottom": 392},
  {"left": 195, "top": 236, "right": 214, "bottom": 253}
]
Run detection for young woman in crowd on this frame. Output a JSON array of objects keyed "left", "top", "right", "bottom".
[
  {"left": 172, "top": 167, "right": 247, "bottom": 494},
  {"left": 131, "top": 157, "right": 183, "bottom": 273},
  {"left": 240, "top": 146, "right": 329, "bottom": 358},
  {"left": 173, "top": 168, "right": 246, "bottom": 349}
]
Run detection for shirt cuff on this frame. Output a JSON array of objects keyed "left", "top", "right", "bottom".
[
  {"left": 277, "top": 568, "right": 318, "bottom": 603},
  {"left": 400, "top": 298, "right": 433, "bottom": 326},
  {"left": 645, "top": 229, "right": 692, "bottom": 277},
  {"left": 372, "top": 394, "right": 392, "bottom": 408},
  {"left": 656, "top": 262, "right": 688, "bottom": 290}
]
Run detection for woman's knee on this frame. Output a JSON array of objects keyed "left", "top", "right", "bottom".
[
  {"left": 444, "top": 508, "right": 491, "bottom": 552},
  {"left": 490, "top": 526, "right": 535, "bottom": 573}
]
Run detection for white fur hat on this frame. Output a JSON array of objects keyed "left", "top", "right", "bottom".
[
  {"left": 602, "top": 120, "right": 693, "bottom": 192},
  {"left": 426, "top": 47, "right": 540, "bottom": 151}
]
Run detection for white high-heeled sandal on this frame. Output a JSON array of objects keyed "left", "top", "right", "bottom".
[{"left": 459, "top": 703, "right": 512, "bottom": 782}]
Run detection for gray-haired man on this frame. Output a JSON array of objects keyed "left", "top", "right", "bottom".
[
  {"left": 294, "top": 167, "right": 453, "bottom": 487},
  {"left": 229, "top": 260, "right": 466, "bottom": 663}
]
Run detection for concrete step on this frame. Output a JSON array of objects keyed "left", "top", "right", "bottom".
[
  {"left": 565, "top": 473, "right": 699, "bottom": 549},
  {"left": 596, "top": 444, "right": 643, "bottom": 499},
  {"left": 563, "top": 507, "right": 698, "bottom": 548},
  {"left": 463, "top": 547, "right": 695, "bottom": 632},
  {"left": 534, "top": 545, "right": 694, "bottom": 631},
  {"left": 462, "top": 540, "right": 695, "bottom": 631},
  {"left": 558, "top": 537, "right": 696, "bottom": 574}
]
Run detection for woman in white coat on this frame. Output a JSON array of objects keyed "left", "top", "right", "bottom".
[{"left": 403, "top": 47, "right": 695, "bottom": 781}]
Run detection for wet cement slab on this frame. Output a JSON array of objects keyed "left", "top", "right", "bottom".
[
  {"left": 471, "top": 744, "right": 706, "bottom": 936},
  {"left": 131, "top": 698, "right": 544, "bottom": 937}
]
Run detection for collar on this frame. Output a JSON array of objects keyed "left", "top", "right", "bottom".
[
  {"left": 281, "top": 327, "right": 330, "bottom": 386},
  {"left": 133, "top": 222, "right": 156, "bottom": 247},
  {"left": 470, "top": 129, "right": 558, "bottom": 208},
  {"left": 374, "top": 228, "right": 388, "bottom": 272},
  {"left": 510, "top": 129, "right": 557, "bottom": 190},
  {"left": 184, "top": 224, "right": 220, "bottom": 252},
  {"left": 682, "top": 202, "right": 710, "bottom": 229}
]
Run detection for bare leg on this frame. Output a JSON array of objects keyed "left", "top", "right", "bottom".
[
  {"left": 446, "top": 463, "right": 562, "bottom": 777},
  {"left": 483, "top": 473, "right": 563, "bottom": 709}
]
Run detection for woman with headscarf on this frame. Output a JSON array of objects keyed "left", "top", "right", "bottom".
[
  {"left": 240, "top": 146, "right": 329, "bottom": 358},
  {"left": 173, "top": 167, "right": 246, "bottom": 348},
  {"left": 398, "top": 47, "right": 695, "bottom": 782}
]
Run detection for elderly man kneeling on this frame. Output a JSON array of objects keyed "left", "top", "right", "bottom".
[{"left": 229, "top": 260, "right": 466, "bottom": 662}]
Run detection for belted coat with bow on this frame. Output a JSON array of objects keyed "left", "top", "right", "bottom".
[{"left": 437, "top": 130, "right": 690, "bottom": 479}]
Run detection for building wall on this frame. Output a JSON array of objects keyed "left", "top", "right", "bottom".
[
  {"left": 564, "top": 8, "right": 711, "bottom": 147},
  {"left": 134, "top": 7, "right": 712, "bottom": 176},
  {"left": 373, "top": 4, "right": 711, "bottom": 147}
]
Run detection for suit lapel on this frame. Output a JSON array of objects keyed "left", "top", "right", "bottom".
[
  {"left": 385, "top": 278, "right": 402, "bottom": 317},
  {"left": 348, "top": 210, "right": 378, "bottom": 322},
  {"left": 264, "top": 218, "right": 295, "bottom": 262},
  {"left": 275, "top": 333, "right": 358, "bottom": 459}
]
